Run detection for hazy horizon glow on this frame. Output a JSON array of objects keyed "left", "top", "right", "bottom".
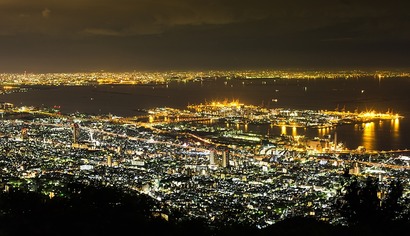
[{"left": 1, "top": 0, "right": 410, "bottom": 73}]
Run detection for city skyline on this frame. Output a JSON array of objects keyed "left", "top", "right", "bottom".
[
  {"left": 1, "top": 1, "right": 410, "bottom": 234},
  {"left": 1, "top": 0, "right": 410, "bottom": 73}
]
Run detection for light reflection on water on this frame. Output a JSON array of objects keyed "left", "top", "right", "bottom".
[
  {"left": 1, "top": 77, "right": 409, "bottom": 151},
  {"left": 226, "top": 118, "right": 404, "bottom": 151},
  {"left": 281, "top": 126, "right": 287, "bottom": 135},
  {"left": 393, "top": 118, "right": 400, "bottom": 138},
  {"left": 362, "top": 122, "right": 375, "bottom": 151}
]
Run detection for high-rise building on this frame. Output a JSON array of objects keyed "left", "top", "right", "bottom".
[
  {"left": 209, "top": 149, "right": 215, "bottom": 165},
  {"left": 73, "top": 123, "right": 80, "bottom": 144},
  {"left": 107, "top": 155, "right": 112, "bottom": 167},
  {"left": 21, "top": 127, "right": 28, "bottom": 140},
  {"left": 222, "top": 150, "right": 229, "bottom": 168},
  {"left": 334, "top": 132, "right": 337, "bottom": 150},
  {"left": 349, "top": 162, "right": 360, "bottom": 175}
]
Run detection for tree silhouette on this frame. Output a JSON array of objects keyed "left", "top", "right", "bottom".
[
  {"left": 337, "top": 176, "right": 407, "bottom": 227},
  {"left": 382, "top": 179, "right": 404, "bottom": 222},
  {"left": 0, "top": 182, "right": 170, "bottom": 236}
]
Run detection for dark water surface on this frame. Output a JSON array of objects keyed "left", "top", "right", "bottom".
[{"left": 2, "top": 77, "right": 410, "bottom": 151}]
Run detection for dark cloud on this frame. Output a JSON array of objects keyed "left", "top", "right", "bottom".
[
  {"left": 0, "top": 0, "right": 409, "bottom": 72},
  {"left": 0, "top": 0, "right": 271, "bottom": 36}
]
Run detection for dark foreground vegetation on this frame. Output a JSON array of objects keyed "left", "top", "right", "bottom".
[{"left": 0, "top": 177, "right": 409, "bottom": 236}]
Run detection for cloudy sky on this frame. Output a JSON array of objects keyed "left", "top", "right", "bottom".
[{"left": 0, "top": 0, "right": 409, "bottom": 72}]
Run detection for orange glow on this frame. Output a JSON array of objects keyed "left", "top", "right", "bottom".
[
  {"left": 208, "top": 99, "right": 242, "bottom": 108},
  {"left": 292, "top": 126, "right": 297, "bottom": 137},
  {"left": 358, "top": 110, "right": 402, "bottom": 120},
  {"left": 392, "top": 118, "right": 400, "bottom": 139},
  {"left": 281, "top": 125, "right": 287, "bottom": 135},
  {"left": 362, "top": 122, "right": 375, "bottom": 151},
  {"left": 317, "top": 127, "right": 330, "bottom": 137}
]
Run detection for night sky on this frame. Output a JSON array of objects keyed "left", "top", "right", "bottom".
[{"left": 1, "top": 0, "right": 409, "bottom": 73}]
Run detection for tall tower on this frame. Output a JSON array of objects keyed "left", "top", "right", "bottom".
[
  {"left": 209, "top": 149, "right": 215, "bottom": 165},
  {"left": 73, "top": 123, "right": 80, "bottom": 144},
  {"left": 107, "top": 155, "right": 112, "bottom": 167},
  {"left": 222, "top": 149, "right": 229, "bottom": 168},
  {"left": 334, "top": 132, "right": 337, "bottom": 150}
]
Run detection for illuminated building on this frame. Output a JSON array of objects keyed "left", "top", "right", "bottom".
[
  {"left": 222, "top": 150, "right": 229, "bottom": 168},
  {"left": 0, "top": 102, "right": 13, "bottom": 110},
  {"left": 21, "top": 127, "right": 28, "bottom": 140},
  {"left": 73, "top": 123, "right": 80, "bottom": 144},
  {"left": 209, "top": 149, "right": 215, "bottom": 165},
  {"left": 107, "top": 155, "right": 112, "bottom": 167},
  {"left": 349, "top": 162, "right": 361, "bottom": 175}
]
